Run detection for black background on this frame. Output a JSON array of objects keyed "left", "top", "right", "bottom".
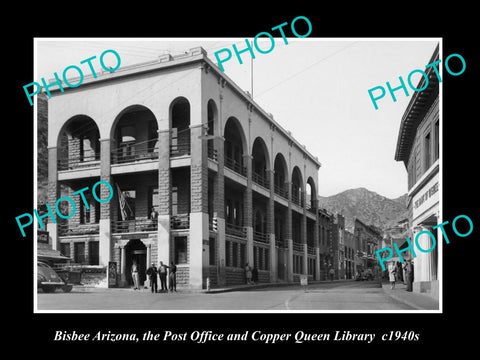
[{"left": 7, "top": 4, "right": 477, "bottom": 354}]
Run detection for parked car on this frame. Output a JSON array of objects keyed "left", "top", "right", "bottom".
[{"left": 37, "top": 261, "right": 73, "bottom": 293}]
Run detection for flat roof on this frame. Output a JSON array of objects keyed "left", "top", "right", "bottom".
[{"left": 44, "top": 47, "right": 322, "bottom": 168}]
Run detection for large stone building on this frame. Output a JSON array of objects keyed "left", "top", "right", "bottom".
[
  {"left": 395, "top": 45, "right": 439, "bottom": 298},
  {"left": 44, "top": 47, "right": 322, "bottom": 290}
]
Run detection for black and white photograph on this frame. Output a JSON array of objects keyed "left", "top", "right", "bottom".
[
  {"left": 8, "top": 6, "right": 478, "bottom": 352},
  {"left": 33, "top": 37, "right": 442, "bottom": 313}
]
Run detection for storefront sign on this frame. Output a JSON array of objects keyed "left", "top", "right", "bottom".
[{"left": 414, "top": 181, "right": 439, "bottom": 210}]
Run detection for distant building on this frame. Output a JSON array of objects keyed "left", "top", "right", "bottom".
[
  {"left": 318, "top": 208, "right": 335, "bottom": 280},
  {"left": 394, "top": 44, "right": 439, "bottom": 298},
  {"left": 354, "top": 218, "right": 382, "bottom": 274}
]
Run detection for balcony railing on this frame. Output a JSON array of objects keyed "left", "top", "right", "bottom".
[
  {"left": 170, "top": 141, "right": 191, "bottom": 157},
  {"left": 58, "top": 223, "right": 99, "bottom": 236},
  {"left": 274, "top": 184, "right": 288, "bottom": 199},
  {"left": 252, "top": 172, "right": 270, "bottom": 189},
  {"left": 111, "top": 139, "right": 159, "bottom": 164},
  {"left": 291, "top": 193, "right": 303, "bottom": 207},
  {"left": 112, "top": 219, "right": 158, "bottom": 233},
  {"left": 171, "top": 213, "right": 190, "bottom": 230},
  {"left": 58, "top": 154, "right": 100, "bottom": 171},
  {"left": 226, "top": 223, "right": 247, "bottom": 238},
  {"left": 292, "top": 242, "right": 304, "bottom": 252},
  {"left": 224, "top": 156, "right": 246, "bottom": 176},
  {"left": 253, "top": 230, "right": 269, "bottom": 244},
  {"left": 207, "top": 145, "right": 218, "bottom": 161},
  {"left": 307, "top": 245, "right": 316, "bottom": 255}
]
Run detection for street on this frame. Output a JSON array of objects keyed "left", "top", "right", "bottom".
[{"left": 37, "top": 280, "right": 416, "bottom": 311}]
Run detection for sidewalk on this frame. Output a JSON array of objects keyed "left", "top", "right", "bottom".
[{"left": 381, "top": 281, "right": 440, "bottom": 310}]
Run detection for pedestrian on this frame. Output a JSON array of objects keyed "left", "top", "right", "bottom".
[
  {"left": 388, "top": 262, "right": 396, "bottom": 289},
  {"left": 149, "top": 207, "right": 158, "bottom": 230},
  {"left": 146, "top": 262, "right": 158, "bottom": 293},
  {"left": 406, "top": 260, "right": 414, "bottom": 292},
  {"left": 131, "top": 260, "right": 140, "bottom": 290},
  {"left": 245, "top": 263, "right": 252, "bottom": 285},
  {"left": 329, "top": 268, "right": 335, "bottom": 281},
  {"left": 158, "top": 261, "right": 168, "bottom": 292},
  {"left": 169, "top": 261, "right": 177, "bottom": 292},
  {"left": 395, "top": 261, "right": 403, "bottom": 283},
  {"left": 252, "top": 266, "right": 258, "bottom": 285}
]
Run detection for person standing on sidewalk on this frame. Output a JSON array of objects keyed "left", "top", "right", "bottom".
[
  {"left": 131, "top": 260, "right": 140, "bottom": 290},
  {"left": 146, "top": 263, "right": 158, "bottom": 293},
  {"left": 405, "top": 260, "right": 414, "bottom": 292},
  {"left": 158, "top": 261, "right": 168, "bottom": 292},
  {"left": 169, "top": 261, "right": 177, "bottom": 292},
  {"left": 245, "top": 263, "right": 253, "bottom": 285},
  {"left": 388, "top": 262, "right": 397, "bottom": 289}
]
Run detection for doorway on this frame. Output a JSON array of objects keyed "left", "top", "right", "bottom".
[{"left": 125, "top": 239, "right": 147, "bottom": 286}]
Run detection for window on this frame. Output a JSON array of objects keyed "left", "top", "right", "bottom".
[
  {"left": 434, "top": 120, "right": 439, "bottom": 161},
  {"left": 240, "top": 243, "right": 246, "bottom": 268},
  {"left": 424, "top": 132, "right": 431, "bottom": 172},
  {"left": 232, "top": 242, "right": 239, "bottom": 267},
  {"left": 79, "top": 198, "right": 90, "bottom": 224},
  {"left": 60, "top": 243, "right": 70, "bottom": 258},
  {"left": 226, "top": 241, "right": 231, "bottom": 267},
  {"left": 149, "top": 187, "right": 159, "bottom": 218},
  {"left": 175, "top": 236, "right": 188, "bottom": 264},
  {"left": 89, "top": 241, "right": 99, "bottom": 265},
  {"left": 209, "top": 237, "right": 216, "bottom": 266},
  {"left": 74, "top": 242, "right": 86, "bottom": 264}
]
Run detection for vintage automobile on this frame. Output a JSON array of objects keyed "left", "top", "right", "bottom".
[{"left": 37, "top": 261, "right": 73, "bottom": 293}]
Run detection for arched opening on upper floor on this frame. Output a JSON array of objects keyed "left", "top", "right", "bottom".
[
  {"left": 291, "top": 166, "right": 303, "bottom": 207},
  {"left": 111, "top": 105, "right": 158, "bottom": 164},
  {"left": 207, "top": 99, "right": 218, "bottom": 160},
  {"left": 306, "top": 176, "right": 317, "bottom": 212},
  {"left": 57, "top": 115, "right": 100, "bottom": 170},
  {"left": 170, "top": 97, "right": 191, "bottom": 157},
  {"left": 252, "top": 137, "right": 270, "bottom": 189},
  {"left": 224, "top": 116, "right": 247, "bottom": 176},
  {"left": 273, "top": 153, "right": 288, "bottom": 198}
]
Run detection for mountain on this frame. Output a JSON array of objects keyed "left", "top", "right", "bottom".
[{"left": 318, "top": 187, "right": 407, "bottom": 231}]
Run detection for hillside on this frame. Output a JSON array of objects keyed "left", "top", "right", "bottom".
[{"left": 318, "top": 187, "right": 407, "bottom": 231}]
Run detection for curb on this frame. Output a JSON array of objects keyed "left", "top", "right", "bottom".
[{"left": 203, "top": 279, "right": 355, "bottom": 294}]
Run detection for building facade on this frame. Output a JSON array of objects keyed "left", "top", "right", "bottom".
[
  {"left": 395, "top": 45, "right": 440, "bottom": 298},
  {"left": 317, "top": 208, "right": 335, "bottom": 280},
  {"left": 44, "top": 47, "right": 322, "bottom": 290},
  {"left": 353, "top": 218, "right": 381, "bottom": 275}
]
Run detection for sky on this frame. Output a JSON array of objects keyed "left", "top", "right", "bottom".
[{"left": 35, "top": 38, "right": 439, "bottom": 199}]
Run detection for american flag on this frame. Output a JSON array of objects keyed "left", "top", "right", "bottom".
[{"left": 116, "top": 183, "right": 132, "bottom": 221}]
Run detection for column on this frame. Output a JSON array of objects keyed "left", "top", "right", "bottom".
[
  {"left": 190, "top": 124, "right": 209, "bottom": 289},
  {"left": 214, "top": 133, "right": 226, "bottom": 286},
  {"left": 157, "top": 129, "right": 171, "bottom": 267},
  {"left": 46, "top": 146, "right": 59, "bottom": 250},
  {"left": 301, "top": 189, "right": 307, "bottom": 275},
  {"left": 99, "top": 138, "right": 112, "bottom": 270},
  {"left": 243, "top": 154, "right": 254, "bottom": 267},
  {"left": 120, "top": 245, "right": 127, "bottom": 286},
  {"left": 267, "top": 169, "right": 276, "bottom": 282},
  {"left": 413, "top": 225, "right": 434, "bottom": 292},
  {"left": 285, "top": 181, "right": 293, "bottom": 282},
  {"left": 313, "top": 199, "right": 320, "bottom": 281}
]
